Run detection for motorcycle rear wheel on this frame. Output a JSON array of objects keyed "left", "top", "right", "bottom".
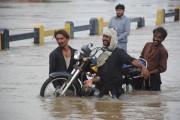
[
  {"left": 40, "top": 77, "right": 81, "bottom": 97},
  {"left": 122, "top": 78, "right": 135, "bottom": 92},
  {"left": 122, "top": 83, "right": 134, "bottom": 92}
]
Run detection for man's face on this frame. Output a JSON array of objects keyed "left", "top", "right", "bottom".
[
  {"left": 55, "top": 34, "right": 69, "bottom": 48},
  {"left": 102, "top": 35, "right": 111, "bottom": 47},
  {"left": 116, "top": 9, "right": 124, "bottom": 17},
  {"left": 153, "top": 32, "right": 164, "bottom": 46}
]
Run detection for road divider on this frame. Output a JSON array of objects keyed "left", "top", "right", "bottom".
[{"left": 0, "top": 16, "right": 145, "bottom": 50}]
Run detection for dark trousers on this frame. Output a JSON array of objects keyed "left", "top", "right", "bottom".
[
  {"left": 97, "top": 84, "right": 124, "bottom": 98},
  {"left": 145, "top": 74, "right": 162, "bottom": 91},
  {"left": 132, "top": 74, "right": 162, "bottom": 91}
]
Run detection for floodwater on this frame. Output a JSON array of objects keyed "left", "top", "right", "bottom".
[{"left": 0, "top": 0, "right": 180, "bottom": 120}]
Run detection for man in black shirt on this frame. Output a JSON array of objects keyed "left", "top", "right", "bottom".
[
  {"left": 83, "top": 28, "right": 149, "bottom": 98},
  {"left": 49, "top": 30, "right": 77, "bottom": 74}
]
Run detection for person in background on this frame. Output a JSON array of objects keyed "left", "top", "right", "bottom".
[
  {"left": 108, "top": 3, "right": 130, "bottom": 52},
  {"left": 83, "top": 28, "right": 149, "bottom": 99},
  {"left": 140, "top": 27, "right": 168, "bottom": 91}
]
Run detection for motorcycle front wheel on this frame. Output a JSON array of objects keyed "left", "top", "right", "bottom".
[{"left": 40, "top": 77, "right": 81, "bottom": 97}]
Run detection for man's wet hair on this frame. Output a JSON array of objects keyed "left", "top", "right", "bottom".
[
  {"left": 115, "top": 4, "right": 125, "bottom": 10},
  {"left": 54, "top": 29, "right": 70, "bottom": 39},
  {"left": 153, "top": 27, "right": 168, "bottom": 40}
]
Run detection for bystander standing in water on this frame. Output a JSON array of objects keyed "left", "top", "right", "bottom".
[
  {"left": 49, "top": 30, "right": 77, "bottom": 74},
  {"left": 140, "top": 27, "right": 168, "bottom": 91},
  {"left": 49, "top": 30, "right": 77, "bottom": 89},
  {"left": 108, "top": 3, "right": 130, "bottom": 52}
]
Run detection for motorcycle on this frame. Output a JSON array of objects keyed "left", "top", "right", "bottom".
[
  {"left": 40, "top": 43, "right": 147, "bottom": 97},
  {"left": 40, "top": 43, "right": 104, "bottom": 97}
]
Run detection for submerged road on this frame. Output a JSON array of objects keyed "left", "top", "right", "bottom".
[
  {"left": 0, "top": 0, "right": 180, "bottom": 119},
  {"left": 0, "top": 21, "right": 180, "bottom": 120}
]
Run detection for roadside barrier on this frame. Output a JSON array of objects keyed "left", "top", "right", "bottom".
[
  {"left": 0, "top": 28, "right": 9, "bottom": 50},
  {"left": 0, "top": 25, "right": 69, "bottom": 50},
  {"left": 130, "top": 17, "right": 145, "bottom": 28},
  {"left": 0, "top": 32, "right": 2, "bottom": 50},
  {"left": 156, "top": 6, "right": 180, "bottom": 25},
  {"left": 65, "top": 18, "right": 98, "bottom": 39},
  {"left": 95, "top": 17, "right": 145, "bottom": 35},
  {"left": 0, "top": 17, "right": 145, "bottom": 50}
]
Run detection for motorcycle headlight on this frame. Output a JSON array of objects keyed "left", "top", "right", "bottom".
[{"left": 74, "top": 51, "right": 81, "bottom": 60}]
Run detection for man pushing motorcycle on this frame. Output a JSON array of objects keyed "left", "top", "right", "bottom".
[{"left": 83, "top": 28, "right": 149, "bottom": 99}]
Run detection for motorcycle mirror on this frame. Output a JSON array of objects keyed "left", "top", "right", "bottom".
[
  {"left": 81, "top": 43, "right": 93, "bottom": 57},
  {"left": 88, "top": 43, "right": 93, "bottom": 48}
]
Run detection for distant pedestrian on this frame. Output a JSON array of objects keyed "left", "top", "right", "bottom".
[{"left": 108, "top": 3, "right": 130, "bottom": 52}]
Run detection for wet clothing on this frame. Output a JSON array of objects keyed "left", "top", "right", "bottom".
[
  {"left": 140, "top": 42, "right": 168, "bottom": 91},
  {"left": 64, "top": 57, "right": 71, "bottom": 69},
  {"left": 49, "top": 46, "right": 77, "bottom": 74},
  {"left": 97, "top": 28, "right": 118, "bottom": 67},
  {"left": 97, "top": 47, "right": 135, "bottom": 97},
  {"left": 108, "top": 15, "right": 130, "bottom": 43},
  {"left": 141, "top": 42, "right": 168, "bottom": 73},
  {"left": 131, "top": 75, "right": 162, "bottom": 91},
  {"left": 145, "top": 74, "right": 162, "bottom": 91}
]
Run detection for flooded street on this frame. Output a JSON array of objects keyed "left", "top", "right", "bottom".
[{"left": 0, "top": 0, "right": 180, "bottom": 120}]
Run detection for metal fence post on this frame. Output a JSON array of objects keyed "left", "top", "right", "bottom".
[
  {"left": 137, "top": 17, "right": 145, "bottom": 28},
  {"left": 0, "top": 32, "right": 2, "bottom": 50},
  {"left": 156, "top": 9, "right": 165, "bottom": 25},
  {"left": 97, "top": 17, "right": 104, "bottom": 35},
  {"left": 64, "top": 23, "right": 71, "bottom": 38},
  {"left": 2, "top": 29, "right": 10, "bottom": 50},
  {"left": 65, "top": 21, "right": 74, "bottom": 39},
  {"left": 34, "top": 24, "right": 44, "bottom": 44},
  {"left": 175, "top": 6, "right": 180, "bottom": 21},
  {"left": 142, "top": 17, "right": 145, "bottom": 27},
  {"left": 90, "top": 18, "right": 98, "bottom": 35}
]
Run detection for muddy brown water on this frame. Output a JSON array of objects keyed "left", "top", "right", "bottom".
[{"left": 0, "top": 0, "right": 180, "bottom": 120}]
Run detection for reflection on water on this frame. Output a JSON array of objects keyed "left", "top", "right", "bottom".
[
  {"left": 46, "top": 97, "right": 124, "bottom": 120},
  {"left": 0, "top": 0, "right": 71, "bottom": 2},
  {"left": 95, "top": 101, "right": 124, "bottom": 120},
  {"left": 51, "top": 97, "right": 93, "bottom": 119},
  {"left": 18, "top": 0, "right": 72, "bottom": 3},
  {"left": 19, "top": 0, "right": 47, "bottom": 2},
  {"left": 41, "top": 97, "right": 167, "bottom": 120},
  {"left": 45, "top": 97, "right": 179, "bottom": 120},
  {"left": 122, "top": 102, "right": 164, "bottom": 120}
]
